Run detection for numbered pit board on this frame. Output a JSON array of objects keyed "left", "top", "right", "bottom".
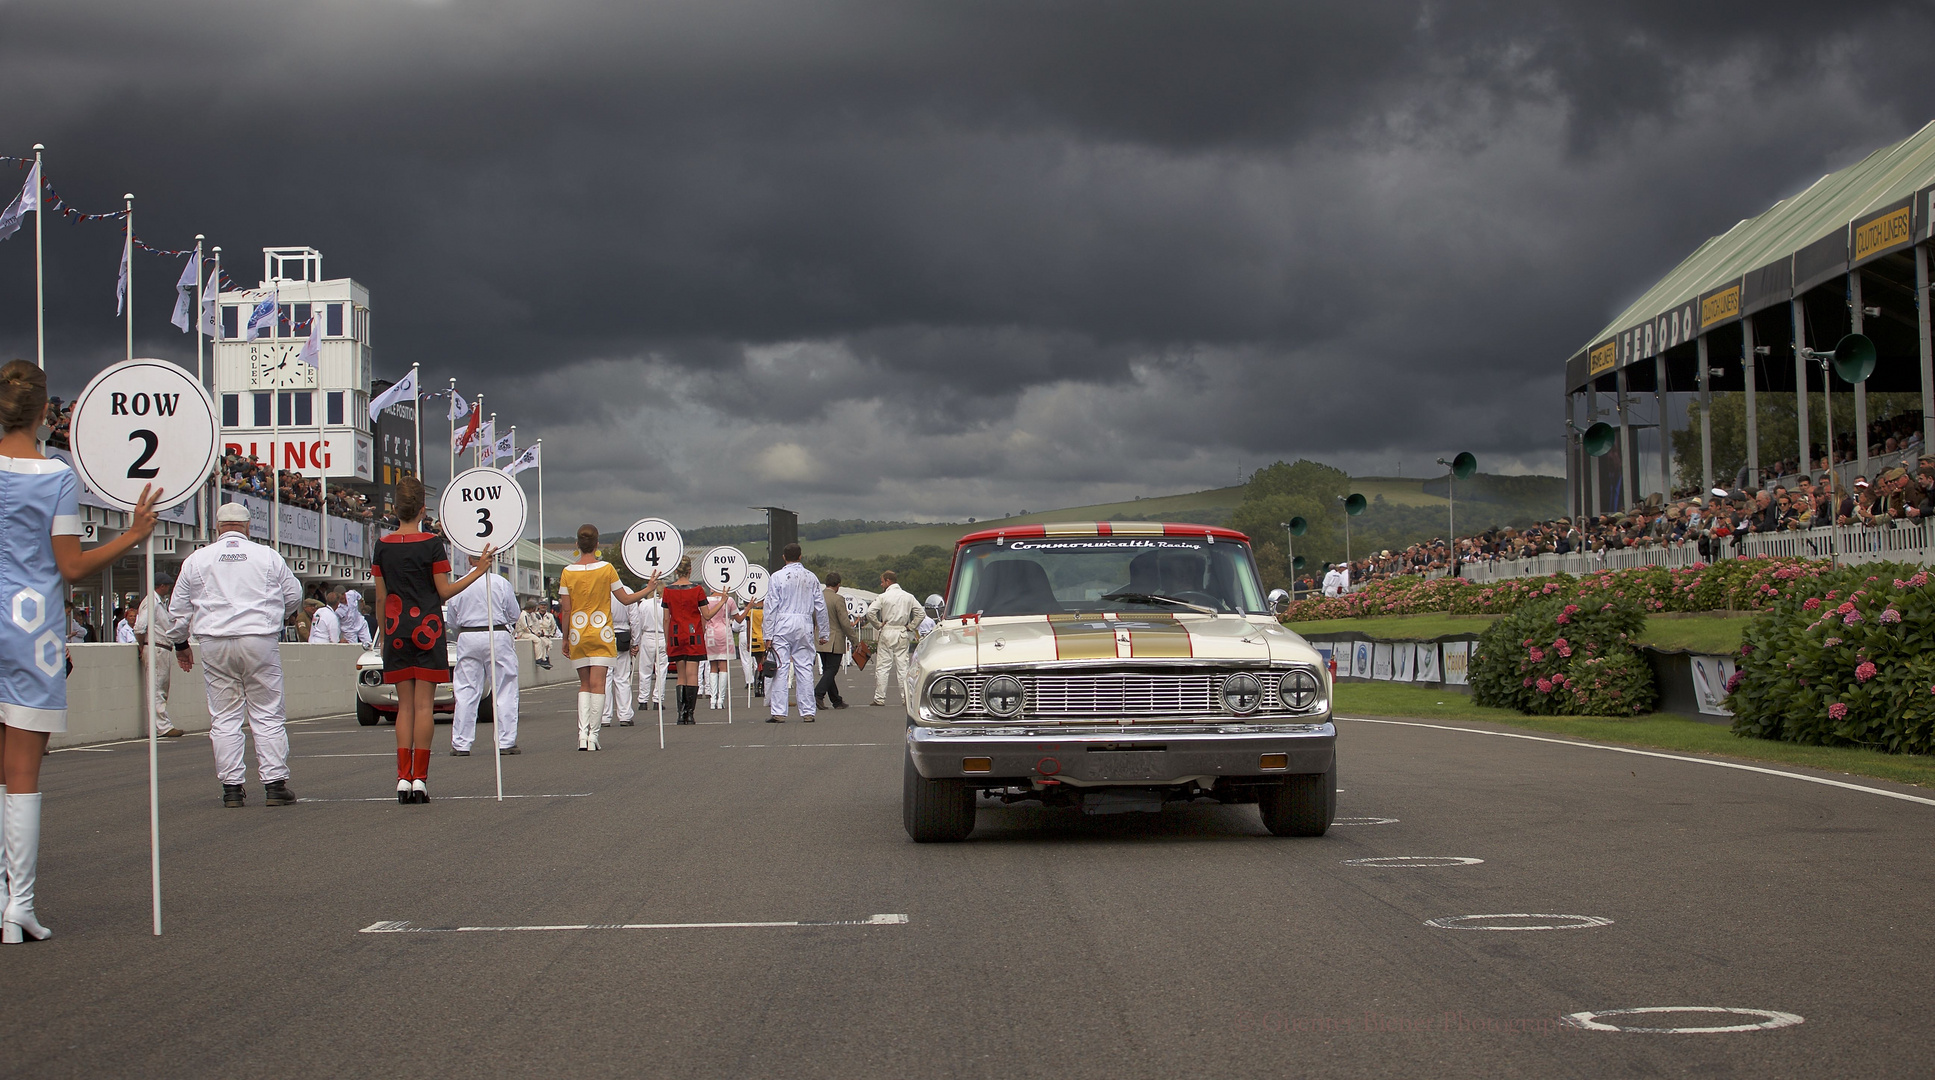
[
  {"left": 621, "top": 517, "right": 684, "bottom": 582},
  {"left": 736, "top": 563, "right": 769, "bottom": 605},
  {"left": 439, "top": 466, "right": 528, "bottom": 558},
  {"left": 68, "top": 359, "right": 218, "bottom": 513},
  {"left": 704, "top": 546, "right": 749, "bottom": 595}
]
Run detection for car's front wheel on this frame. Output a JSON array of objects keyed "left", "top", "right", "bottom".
[
  {"left": 903, "top": 751, "right": 975, "bottom": 842},
  {"left": 357, "top": 700, "right": 381, "bottom": 726},
  {"left": 1257, "top": 759, "right": 1337, "bottom": 837}
]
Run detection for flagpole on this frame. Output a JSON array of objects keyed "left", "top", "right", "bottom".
[
  {"left": 319, "top": 327, "right": 329, "bottom": 571},
  {"left": 447, "top": 377, "right": 456, "bottom": 491},
  {"left": 488, "top": 410, "right": 496, "bottom": 470},
  {"left": 193, "top": 236, "right": 205, "bottom": 386},
  {"left": 207, "top": 245, "right": 221, "bottom": 544},
  {"left": 475, "top": 397, "right": 485, "bottom": 469},
  {"left": 123, "top": 195, "right": 133, "bottom": 363},
  {"left": 32, "top": 144, "right": 44, "bottom": 370},
  {"left": 410, "top": 363, "right": 421, "bottom": 480},
  {"left": 537, "top": 440, "right": 545, "bottom": 600},
  {"left": 509, "top": 424, "right": 518, "bottom": 598}
]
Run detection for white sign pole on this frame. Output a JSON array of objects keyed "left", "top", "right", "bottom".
[
  {"left": 487, "top": 563, "right": 502, "bottom": 802},
  {"left": 620, "top": 518, "right": 684, "bottom": 748},
  {"left": 69, "top": 359, "right": 219, "bottom": 938},
  {"left": 145, "top": 535, "right": 160, "bottom": 935},
  {"left": 736, "top": 565, "right": 769, "bottom": 710},
  {"left": 704, "top": 547, "right": 749, "bottom": 726}
]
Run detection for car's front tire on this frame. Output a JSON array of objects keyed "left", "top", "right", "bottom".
[
  {"left": 357, "top": 700, "right": 381, "bottom": 726},
  {"left": 1257, "top": 759, "right": 1336, "bottom": 837},
  {"left": 903, "top": 751, "right": 975, "bottom": 842}
]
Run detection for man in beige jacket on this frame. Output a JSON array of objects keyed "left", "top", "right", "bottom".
[{"left": 815, "top": 572, "right": 860, "bottom": 710}]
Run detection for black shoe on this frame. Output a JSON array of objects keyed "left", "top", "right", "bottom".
[
  {"left": 832, "top": 701, "right": 850, "bottom": 710},
  {"left": 754, "top": 689, "right": 764, "bottom": 698},
  {"left": 222, "top": 784, "right": 246, "bottom": 808},
  {"left": 264, "top": 780, "right": 297, "bottom": 806},
  {"left": 816, "top": 697, "right": 826, "bottom": 710},
  {"left": 411, "top": 780, "right": 428, "bottom": 804},
  {"left": 766, "top": 717, "right": 784, "bottom": 723},
  {"left": 501, "top": 745, "right": 521, "bottom": 755},
  {"left": 450, "top": 749, "right": 471, "bottom": 757},
  {"left": 618, "top": 720, "right": 633, "bottom": 727}
]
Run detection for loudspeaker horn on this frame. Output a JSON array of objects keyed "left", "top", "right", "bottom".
[
  {"left": 1344, "top": 493, "right": 1367, "bottom": 516},
  {"left": 1292, "top": 555, "right": 1307, "bottom": 571},
  {"left": 1833, "top": 333, "right": 1876, "bottom": 384},
  {"left": 1582, "top": 422, "right": 1616, "bottom": 457},
  {"left": 1288, "top": 516, "right": 1308, "bottom": 536},
  {"left": 1451, "top": 451, "right": 1477, "bottom": 480}
]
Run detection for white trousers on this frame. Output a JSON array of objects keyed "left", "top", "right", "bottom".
[
  {"left": 768, "top": 632, "right": 816, "bottom": 717},
  {"left": 452, "top": 631, "right": 519, "bottom": 750},
  {"left": 636, "top": 632, "right": 666, "bottom": 705},
  {"left": 198, "top": 635, "right": 289, "bottom": 785},
  {"left": 143, "top": 644, "right": 175, "bottom": 733},
  {"left": 602, "top": 648, "right": 635, "bottom": 724},
  {"left": 873, "top": 629, "right": 914, "bottom": 705}
]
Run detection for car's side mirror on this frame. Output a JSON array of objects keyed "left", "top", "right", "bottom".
[
  {"left": 925, "top": 594, "right": 945, "bottom": 617},
  {"left": 1267, "top": 588, "right": 1292, "bottom": 616}
]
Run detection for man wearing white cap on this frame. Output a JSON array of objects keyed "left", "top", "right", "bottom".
[{"left": 165, "top": 502, "right": 303, "bottom": 807}]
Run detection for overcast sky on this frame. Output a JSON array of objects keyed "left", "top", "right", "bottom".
[{"left": 6, "top": 0, "right": 1935, "bottom": 528}]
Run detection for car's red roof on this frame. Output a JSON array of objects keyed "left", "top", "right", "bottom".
[{"left": 953, "top": 522, "right": 1252, "bottom": 546}]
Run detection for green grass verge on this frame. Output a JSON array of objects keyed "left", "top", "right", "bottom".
[
  {"left": 1287, "top": 611, "right": 1755, "bottom": 655},
  {"left": 1333, "top": 681, "right": 1935, "bottom": 789}
]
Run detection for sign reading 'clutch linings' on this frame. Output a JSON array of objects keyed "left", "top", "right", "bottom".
[{"left": 1853, "top": 197, "right": 1915, "bottom": 265}]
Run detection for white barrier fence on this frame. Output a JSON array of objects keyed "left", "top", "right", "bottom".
[{"left": 1442, "top": 521, "right": 1935, "bottom": 584}]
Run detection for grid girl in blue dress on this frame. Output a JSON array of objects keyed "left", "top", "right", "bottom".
[{"left": 0, "top": 361, "right": 160, "bottom": 943}]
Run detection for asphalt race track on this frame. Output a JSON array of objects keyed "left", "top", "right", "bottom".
[{"left": 11, "top": 685, "right": 1935, "bottom": 1079}]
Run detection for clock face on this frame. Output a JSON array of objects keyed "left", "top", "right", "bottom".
[{"left": 248, "top": 343, "right": 315, "bottom": 389}]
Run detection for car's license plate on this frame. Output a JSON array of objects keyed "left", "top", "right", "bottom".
[{"left": 1086, "top": 752, "right": 1168, "bottom": 780}]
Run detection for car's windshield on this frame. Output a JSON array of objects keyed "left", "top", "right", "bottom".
[{"left": 945, "top": 536, "right": 1267, "bottom": 617}]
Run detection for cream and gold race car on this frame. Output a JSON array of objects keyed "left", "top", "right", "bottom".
[{"left": 902, "top": 522, "right": 1335, "bottom": 841}]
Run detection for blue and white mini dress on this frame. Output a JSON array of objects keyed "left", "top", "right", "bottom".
[{"left": 0, "top": 455, "right": 81, "bottom": 732}]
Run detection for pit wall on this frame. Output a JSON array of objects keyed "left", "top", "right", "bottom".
[{"left": 57, "top": 639, "right": 573, "bottom": 750}]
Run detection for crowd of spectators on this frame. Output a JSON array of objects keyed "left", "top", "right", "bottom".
[
  {"left": 219, "top": 451, "right": 379, "bottom": 525},
  {"left": 1306, "top": 452, "right": 1935, "bottom": 594}
]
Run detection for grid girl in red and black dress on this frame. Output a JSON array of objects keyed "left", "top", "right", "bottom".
[{"left": 371, "top": 476, "right": 492, "bottom": 804}]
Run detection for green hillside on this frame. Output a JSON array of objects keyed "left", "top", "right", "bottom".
[{"left": 799, "top": 486, "right": 1245, "bottom": 560}]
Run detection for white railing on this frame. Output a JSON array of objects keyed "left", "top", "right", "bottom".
[{"left": 1438, "top": 521, "right": 1935, "bottom": 584}]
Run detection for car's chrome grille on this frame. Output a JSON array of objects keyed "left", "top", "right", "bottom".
[{"left": 954, "top": 670, "right": 1313, "bottom": 719}]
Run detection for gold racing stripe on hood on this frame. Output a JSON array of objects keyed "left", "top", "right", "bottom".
[{"left": 1047, "top": 614, "right": 1195, "bottom": 660}]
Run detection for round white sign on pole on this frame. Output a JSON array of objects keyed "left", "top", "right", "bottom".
[
  {"left": 703, "top": 546, "right": 749, "bottom": 595},
  {"left": 439, "top": 466, "right": 528, "bottom": 558},
  {"left": 621, "top": 517, "right": 684, "bottom": 581},
  {"left": 736, "top": 563, "right": 770, "bottom": 604},
  {"left": 68, "top": 359, "right": 218, "bottom": 513}
]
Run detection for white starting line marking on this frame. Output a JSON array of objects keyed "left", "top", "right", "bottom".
[
  {"left": 1425, "top": 913, "right": 1613, "bottom": 931},
  {"left": 1338, "top": 716, "right": 1935, "bottom": 808},
  {"left": 360, "top": 913, "right": 911, "bottom": 934},
  {"left": 1344, "top": 856, "right": 1484, "bottom": 868},
  {"left": 1561, "top": 1006, "right": 1803, "bottom": 1033},
  {"left": 721, "top": 743, "right": 891, "bottom": 748},
  {"left": 1333, "top": 816, "right": 1398, "bottom": 825},
  {"left": 299, "top": 793, "right": 593, "bottom": 803}
]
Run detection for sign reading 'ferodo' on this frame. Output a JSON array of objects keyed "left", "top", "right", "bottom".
[
  {"left": 68, "top": 359, "right": 218, "bottom": 513},
  {"left": 438, "top": 466, "right": 527, "bottom": 558},
  {"left": 621, "top": 517, "right": 684, "bottom": 582}
]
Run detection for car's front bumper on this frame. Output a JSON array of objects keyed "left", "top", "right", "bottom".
[
  {"left": 907, "top": 720, "right": 1334, "bottom": 785},
  {"left": 357, "top": 672, "right": 457, "bottom": 712}
]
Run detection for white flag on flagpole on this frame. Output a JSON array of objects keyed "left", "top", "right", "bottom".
[
  {"left": 493, "top": 430, "right": 514, "bottom": 463},
  {"left": 447, "top": 389, "right": 470, "bottom": 422},
  {"left": 170, "top": 254, "right": 198, "bottom": 332},
  {"left": 368, "top": 367, "right": 419, "bottom": 423},
  {"left": 0, "top": 161, "right": 38, "bottom": 243},
  {"left": 201, "top": 267, "right": 221, "bottom": 337},
  {"left": 115, "top": 228, "right": 132, "bottom": 316},
  {"left": 505, "top": 443, "right": 541, "bottom": 476},
  {"left": 245, "top": 289, "right": 277, "bottom": 338},
  {"left": 476, "top": 419, "right": 498, "bottom": 464},
  {"left": 298, "top": 307, "right": 321, "bottom": 368}
]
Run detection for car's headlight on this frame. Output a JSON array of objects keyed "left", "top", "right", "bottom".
[
  {"left": 927, "top": 675, "right": 970, "bottom": 719},
  {"left": 1279, "top": 668, "right": 1320, "bottom": 711},
  {"left": 359, "top": 670, "right": 383, "bottom": 686},
  {"left": 982, "top": 674, "right": 1025, "bottom": 719},
  {"left": 1220, "top": 672, "right": 1263, "bottom": 715}
]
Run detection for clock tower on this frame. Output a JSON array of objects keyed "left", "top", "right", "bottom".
[{"left": 213, "top": 247, "right": 377, "bottom": 484}]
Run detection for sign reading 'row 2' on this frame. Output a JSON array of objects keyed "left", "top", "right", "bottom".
[
  {"left": 69, "top": 359, "right": 218, "bottom": 514},
  {"left": 439, "top": 466, "right": 527, "bottom": 558}
]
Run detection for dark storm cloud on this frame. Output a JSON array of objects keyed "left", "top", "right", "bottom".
[{"left": 5, "top": 1, "right": 1935, "bottom": 524}]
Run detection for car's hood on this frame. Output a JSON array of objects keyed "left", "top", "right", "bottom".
[{"left": 920, "top": 613, "right": 1314, "bottom": 670}]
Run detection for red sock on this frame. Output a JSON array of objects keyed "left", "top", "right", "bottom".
[
  {"left": 396, "top": 748, "right": 412, "bottom": 780},
  {"left": 412, "top": 748, "right": 431, "bottom": 781}
]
